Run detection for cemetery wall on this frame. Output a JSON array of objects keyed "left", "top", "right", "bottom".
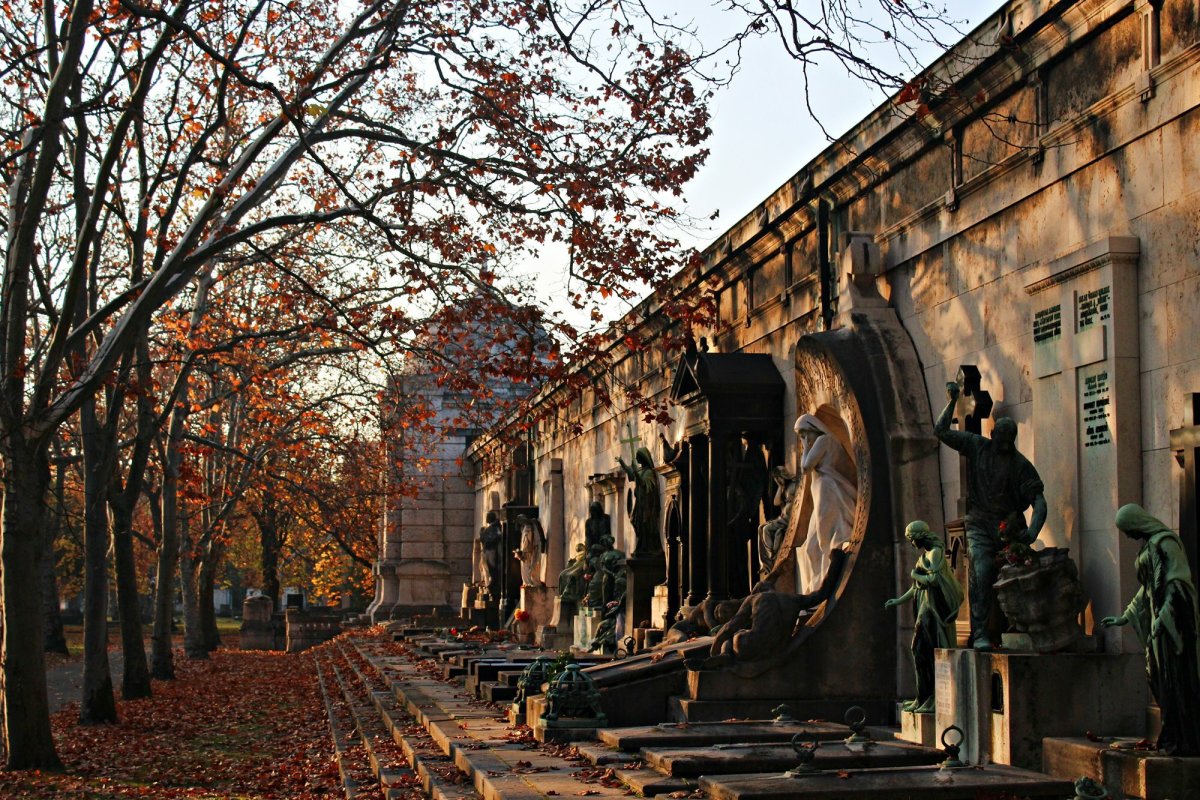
[{"left": 467, "top": 0, "right": 1200, "bottom": 656}]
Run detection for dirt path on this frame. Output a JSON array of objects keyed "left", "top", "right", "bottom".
[{"left": 44, "top": 650, "right": 127, "bottom": 713}]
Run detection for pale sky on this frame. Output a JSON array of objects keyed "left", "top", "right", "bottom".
[
  {"left": 526, "top": 0, "right": 1004, "bottom": 322},
  {"left": 678, "top": 0, "right": 1004, "bottom": 247}
]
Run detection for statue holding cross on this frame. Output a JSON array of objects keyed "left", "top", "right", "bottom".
[{"left": 616, "top": 420, "right": 662, "bottom": 556}]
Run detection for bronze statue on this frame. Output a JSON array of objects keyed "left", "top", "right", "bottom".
[
  {"left": 1101, "top": 503, "right": 1200, "bottom": 755},
  {"left": 708, "top": 547, "right": 849, "bottom": 664},
  {"left": 617, "top": 447, "right": 661, "bottom": 555},
  {"left": 476, "top": 511, "right": 503, "bottom": 600},
  {"left": 885, "top": 521, "right": 964, "bottom": 713},
  {"left": 935, "top": 383, "right": 1046, "bottom": 650},
  {"left": 584, "top": 533, "right": 627, "bottom": 653},
  {"left": 583, "top": 500, "right": 612, "bottom": 550}
]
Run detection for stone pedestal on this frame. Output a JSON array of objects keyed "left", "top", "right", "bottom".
[
  {"left": 368, "top": 561, "right": 400, "bottom": 623},
  {"left": 537, "top": 624, "right": 572, "bottom": 651},
  {"left": 651, "top": 584, "right": 671, "bottom": 630},
  {"left": 935, "top": 649, "right": 1148, "bottom": 769},
  {"left": 897, "top": 706, "right": 937, "bottom": 748},
  {"left": 240, "top": 596, "right": 284, "bottom": 651},
  {"left": 520, "top": 585, "right": 554, "bottom": 627},
  {"left": 1043, "top": 736, "right": 1200, "bottom": 800},
  {"left": 624, "top": 553, "right": 665, "bottom": 635},
  {"left": 573, "top": 608, "right": 602, "bottom": 651}
]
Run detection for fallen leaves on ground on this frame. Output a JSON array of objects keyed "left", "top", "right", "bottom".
[{"left": 0, "top": 649, "right": 349, "bottom": 799}]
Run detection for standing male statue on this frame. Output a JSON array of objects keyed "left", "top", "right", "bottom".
[
  {"left": 616, "top": 447, "right": 661, "bottom": 555},
  {"left": 935, "top": 382, "right": 1047, "bottom": 650},
  {"left": 476, "top": 511, "right": 504, "bottom": 600}
]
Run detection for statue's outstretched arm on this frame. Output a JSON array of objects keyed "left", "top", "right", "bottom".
[{"left": 1027, "top": 494, "right": 1048, "bottom": 541}]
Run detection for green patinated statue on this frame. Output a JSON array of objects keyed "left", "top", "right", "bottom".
[
  {"left": 885, "top": 521, "right": 964, "bottom": 714},
  {"left": 935, "top": 381, "right": 1046, "bottom": 650},
  {"left": 586, "top": 533, "right": 627, "bottom": 653},
  {"left": 1101, "top": 503, "right": 1200, "bottom": 755},
  {"left": 557, "top": 542, "right": 588, "bottom": 611},
  {"left": 617, "top": 447, "right": 661, "bottom": 555}
]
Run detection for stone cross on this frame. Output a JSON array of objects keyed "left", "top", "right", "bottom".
[
  {"left": 620, "top": 421, "right": 642, "bottom": 463},
  {"left": 951, "top": 365, "right": 993, "bottom": 518},
  {"left": 1171, "top": 392, "right": 1200, "bottom": 581}
]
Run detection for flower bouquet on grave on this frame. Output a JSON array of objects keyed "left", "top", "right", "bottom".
[{"left": 994, "top": 517, "right": 1035, "bottom": 568}]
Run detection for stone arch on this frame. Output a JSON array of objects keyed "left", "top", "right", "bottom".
[{"left": 733, "top": 310, "right": 943, "bottom": 695}]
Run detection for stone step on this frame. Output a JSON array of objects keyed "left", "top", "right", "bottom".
[
  {"left": 357, "top": 632, "right": 632, "bottom": 800},
  {"left": 597, "top": 720, "right": 852, "bottom": 753},
  {"left": 328, "top": 659, "right": 420, "bottom": 800},
  {"left": 611, "top": 766, "right": 697, "bottom": 796},
  {"left": 481, "top": 683, "right": 518, "bottom": 704},
  {"left": 315, "top": 658, "right": 376, "bottom": 800},
  {"left": 642, "top": 739, "right": 944, "bottom": 778},
  {"left": 700, "top": 764, "right": 1075, "bottom": 799},
  {"left": 347, "top": 638, "right": 482, "bottom": 800}
]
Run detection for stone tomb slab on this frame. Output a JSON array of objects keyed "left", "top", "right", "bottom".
[
  {"left": 700, "top": 765, "right": 1073, "bottom": 800},
  {"left": 643, "top": 740, "right": 944, "bottom": 777},
  {"left": 597, "top": 721, "right": 851, "bottom": 753}
]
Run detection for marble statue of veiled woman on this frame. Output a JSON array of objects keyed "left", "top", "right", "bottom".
[
  {"left": 1102, "top": 503, "right": 1200, "bottom": 755},
  {"left": 794, "top": 414, "right": 858, "bottom": 594}
]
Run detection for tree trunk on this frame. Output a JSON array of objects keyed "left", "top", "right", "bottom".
[
  {"left": 41, "top": 460, "right": 69, "bottom": 656},
  {"left": 179, "top": 513, "right": 207, "bottom": 660},
  {"left": 259, "top": 508, "right": 280, "bottom": 610},
  {"left": 111, "top": 502, "right": 151, "bottom": 699},
  {"left": 1, "top": 445, "right": 63, "bottom": 769},
  {"left": 79, "top": 395, "right": 117, "bottom": 724},
  {"left": 198, "top": 542, "right": 222, "bottom": 653},
  {"left": 149, "top": 485, "right": 175, "bottom": 680}
]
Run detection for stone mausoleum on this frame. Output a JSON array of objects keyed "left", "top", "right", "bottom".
[{"left": 375, "top": 0, "right": 1200, "bottom": 791}]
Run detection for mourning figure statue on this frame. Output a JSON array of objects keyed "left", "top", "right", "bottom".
[
  {"left": 617, "top": 447, "right": 661, "bottom": 555},
  {"left": 758, "top": 466, "right": 798, "bottom": 575},
  {"left": 476, "top": 511, "right": 503, "bottom": 600},
  {"left": 583, "top": 500, "right": 612, "bottom": 550},
  {"left": 708, "top": 546, "right": 849, "bottom": 664},
  {"left": 1101, "top": 503, "right": 1200, "bottom": 755},
  {"left": 556, "top": 542, "right": 588, "bottom": 619},
  {"left": 884, "top": 521, "right": 964, "bottom": 714},
  {"left": 935, "top": 382, "right": 1046, "bottom": 651},
  {"left": 795, "top": 414, "right": 857, "bottom": 594},
  {"left": 514, "top": 514, "right": 546, "bottom": 587}
]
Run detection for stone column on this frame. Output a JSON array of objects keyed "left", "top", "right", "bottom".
[
  {"left": 686, "top": 434, "right": 708, "bottom": 605},
  {"left": 544, "top": 458, "right": 566, "bottom": 587},
  {"left": 707, "top": 432, "right": 729, "bottom": 603}
]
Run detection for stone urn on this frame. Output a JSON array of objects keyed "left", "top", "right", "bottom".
[{"left": 994, "top": 547, "right": 1084, "bottom": 652}]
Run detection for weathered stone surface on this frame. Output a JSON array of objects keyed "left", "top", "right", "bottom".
[
  {"left": 1043, "top": 736, "right": 1200, "bottom": 800},
  {"left": 643, "top": 740, "right": 943, "bottom": 777},
  {"left": 700, "top": 765, "right": 1074, "bottom": 800},
  {"left": 597, "top": 721, "right": 850, "bottom": 753}
]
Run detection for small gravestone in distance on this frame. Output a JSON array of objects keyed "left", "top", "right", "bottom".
[{"left": 241, "top": 595, "right": 283, "bottom": 650}]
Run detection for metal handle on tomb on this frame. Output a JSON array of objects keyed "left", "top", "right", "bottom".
[
  {"left": 939, "top": 724, "right": 967, "bottom": 769},
  {"left": 785, "top": 733, "right": 820, "bottom": 777},
  {"left": 843, "top": 705, "right": 871, "bottom": 745}
]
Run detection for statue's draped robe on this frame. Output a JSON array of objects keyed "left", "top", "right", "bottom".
[
  {"left": 910, "top": 548, "right": 964, "bottom": 707},
  {"left": 796, "top": 417, "right": 857, "bottom": 594},
  {"left": 1117, "top": 505, "right": 1200, "bottom": 755}
]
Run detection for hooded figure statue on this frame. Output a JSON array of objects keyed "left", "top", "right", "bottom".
[{"left": 617, "top": 446, "right": 661, "bottom": 556}]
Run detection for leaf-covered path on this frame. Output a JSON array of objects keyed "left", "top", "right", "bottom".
[{"left": 2, "top": 648, "right": 344, "bottom": 799}]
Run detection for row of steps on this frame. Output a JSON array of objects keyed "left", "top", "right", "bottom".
[
  {"left": 323, "top": 628, "right": 1081, "bottom": 800},
  {"left": 316, "top": 635, "right": 481, "bottom": 800}
]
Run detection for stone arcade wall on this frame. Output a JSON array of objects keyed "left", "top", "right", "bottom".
[{"left": 467, "top": 0, "right": 1200, "bottom": 675}]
